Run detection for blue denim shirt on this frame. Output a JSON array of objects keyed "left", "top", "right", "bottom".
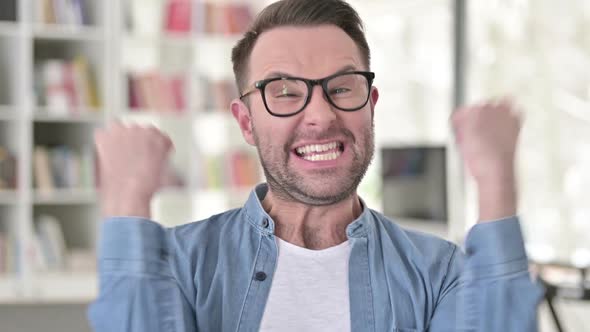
[{"left": 88, "top": 184, "right": 544, "bottom": 331}]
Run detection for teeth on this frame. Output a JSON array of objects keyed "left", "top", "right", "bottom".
[
  {"left": 301, "top": 149, "right": 342, "bottom": 162},
  {"left": 296, "top": 142, "right": 340, "bottom": 156}
]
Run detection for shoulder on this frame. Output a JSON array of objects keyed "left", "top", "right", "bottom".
[
  {"left": 368, "top": 209, "right": 461, "bottom": 270},
  {"left": 166, "top": 208, "right": 246, "bottom": 249}
]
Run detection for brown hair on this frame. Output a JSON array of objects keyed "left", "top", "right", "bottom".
[{"left": 231, "top": 0, "right": 371, "bottom": 94}]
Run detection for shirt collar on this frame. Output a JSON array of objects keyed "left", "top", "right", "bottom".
[{"left": 243, "top": 183, "right": 374, "bottom": 238}]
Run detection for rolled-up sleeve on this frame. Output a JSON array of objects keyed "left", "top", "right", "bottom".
[
  {"left": 87, "top": 218, "right": 196, "bottom": 332},
  {"left": 429, "top": 217, "right": 545, "bottom": 331}
]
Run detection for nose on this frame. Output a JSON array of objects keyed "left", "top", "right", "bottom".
[{"left": 301, "top": 85, "right": 337, "bottom": 127}]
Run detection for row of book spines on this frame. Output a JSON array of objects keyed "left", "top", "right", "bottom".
[
  {"left": 128, "top": 73, "right": 186, "bottom": 113},
  {"left": 164, "top": 1, "right": 253, "bottom": 35},
  {"left": 36, "top": 56, "right": 101, "bottom": 115},
  {"left": 0, "top": 146, "right": 17, "bottom": 190},
  {"left": 31, "top": 215, "right": 66, "bottom": 272},
  {"left": 201, "top": 151, "right": 260, "bottom": 189},
  {"left": 127, "top": 73, "right": 237, "bottom": 113},
  {"left": 201, "top": 80, "right": 238, "bottom": 111},
  {"left": 33, "top": 145, "right": 95, "bottom": 191},
  {"left": 38, "top": 0, "right": 91, "bottom": 26},
  {"left": 3, "top": 214, "right": 96, "bottom": 273}
]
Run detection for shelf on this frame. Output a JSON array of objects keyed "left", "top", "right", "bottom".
[
  {"left": 198, "top": 34, "right": 241, "bottom": 45},
  {"left": 0, "top": 272, "right": 97, "bottom": 304},
  {"left": 378, "top": 138, "right": 448, "bottom": 148},
  {"left": 123, "top": 109, "right": 192, "bottom": 118},
  {"left": 33, "top": 189, "right": 98, "bottom": 205},
  {"left": 31, "top": 272, "right": 97, "bottom": 303},
  {"left": 124, "top": 32, "right": 196, "bottom": 46},
  {"left": 0, "top": 275, "right": 19, "bottom": 304},
  {"left": 0, "top": 190, "right": 18, "bottom": 205},
  {"left": 34, "top": 109, "right": 104, "bottom": 124},
  {"left": 0, "top": 106, "right": 18, "bottom": 121},
  {"left": 32, "top": 24, "right": 104, "bottom": 41},
  {"left": 157, "top": 186, "right": 253, "bottom": 198},
  {"left": 124, "top": 33, "right": 241, "bottom": 46},
  {"left": 0, "top": 21, "right": 19, "bottom": 36}
]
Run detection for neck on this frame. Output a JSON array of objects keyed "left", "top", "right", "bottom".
[{"left": 261, "top": 188, "right": 363, "bottom": 250}]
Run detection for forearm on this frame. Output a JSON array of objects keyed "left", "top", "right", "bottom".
[
  {"left": 100, "top": 190, "right": 152, "bottom": 219},
  {"left": 476, "top": 170, "right": 517, "bottom": 222}
]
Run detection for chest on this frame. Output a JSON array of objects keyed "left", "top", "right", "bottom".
[
  {"left": 192, "top": 234, "right": 433, "bottom": 332},
  {"left": 259, "top": 240, "right": 352, "bottom": 332}
]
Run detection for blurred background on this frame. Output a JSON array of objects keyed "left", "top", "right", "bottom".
[{"left": 0, "top": 0, "right": 588, "bottom": 331}]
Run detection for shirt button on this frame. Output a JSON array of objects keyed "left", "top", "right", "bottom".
[
  {"left": 255, "top": 271, "right": 267, "bottom": 281},
  {"left": 261, "top": 218, "right": 269, "bottom": 228}
]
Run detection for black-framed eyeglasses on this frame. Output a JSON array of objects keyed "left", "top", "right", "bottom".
[{"left": 239, "top": 71, "right": 375, "bottom": 117}]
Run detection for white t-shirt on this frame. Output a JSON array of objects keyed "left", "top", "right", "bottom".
[{"left": 259, "top": 237, "right": 351, "bottom": 332}]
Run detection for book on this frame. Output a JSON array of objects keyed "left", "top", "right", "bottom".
[
  {"left": 33, "top": 145, "right": 94, "bottom": 192},
  {"left": 39, "top": 0, "right": 57, "bottom": 24},
  {"left": 199, "top": 77, "right": 238, "bottom": 111},
  {"left": 33, "top": 146, "right": 55, "bottom": 193},
  {"left": 164, "top": 0, "right": 192, "bottom": 34},
  {"left": 35, "top": 215, "right": 67, "bottom": 271},
  {"left": 197, "top": 3, "right": 253, "bottom": 35},
  {"left": 38, "top": 57, "right": 101, "bottom": 115},
  {"left": 228, "top": 150, "right": 259, "bottom": 188},
  {"left": 127, "top": 72, "right": 187, "bottom": 113},
  {"left": 41, "top": 60, "right": 70, "bottom": 114},
  {"left": 38, "top": 0, "right": 89, "bottom": 25},
  {"left": 51, "top": 0, "right": 68, "bottom": 24},
  {"left": 224, "top": 4, "right": 252, "bottom": 35},
  {"left": 71, "top": 0, "right": 90, "bottom": 25},
  {"left": 72, "top": 56, "right": 101, "bottom": 109},
  {"left": 0, "top": 146, "right": 17, "bottom": 190},
  {"left": 200, "top": 151, "right": 260, "bottom": 190},
  {"left": 204, "top": 156, "right": 223, "bottom": 189},
  {"left": 0, "top": 233, "right": 6, "bottom": 273}
]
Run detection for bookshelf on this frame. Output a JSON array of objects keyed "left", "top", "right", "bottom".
[
  {"left": 0, "top": 0, "right": 265, "bottom": 304},
  {"left": 0, "top": 0, "right": 111, "bottom": 304},
  {"left": 115, "top": 0, "right": 262, "bottom": 226}
]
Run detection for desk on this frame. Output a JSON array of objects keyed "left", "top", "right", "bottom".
[{"left": 533, "top": 262, "right": 590, "bottom": 332}]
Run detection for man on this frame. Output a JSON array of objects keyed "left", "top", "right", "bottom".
[{"left": 89, "top": 0, "right": 543, "bottom": 331}]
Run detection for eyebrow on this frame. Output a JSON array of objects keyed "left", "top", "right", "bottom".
[{"left": 263, "top": 64, "right": 359, "bottom": 80}]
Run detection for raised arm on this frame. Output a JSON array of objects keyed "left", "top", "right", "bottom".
[
  {"left": 428, "top": 100, "right": 544, "bottom": 331},
  {"left": 88, "top": 122, "right": 196, "bottom": 332}
]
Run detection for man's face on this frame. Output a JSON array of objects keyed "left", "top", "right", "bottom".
[{"left": 232, "top": 25, "right": 379, "bottom": 205}]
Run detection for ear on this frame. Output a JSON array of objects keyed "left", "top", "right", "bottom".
[
  {"left": 369, "top": 86, "right": 379, "bottom": 118},
  {"left": 231, "top": 98, "right": 256, "bottom": 146}
]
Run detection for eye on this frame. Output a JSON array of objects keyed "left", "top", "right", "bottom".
[
  {"left": 330, "top": 87, "right": 352, "bottom": 95},
  {"left": 273, "top": 84, "right": 303, "bottom": 98}
]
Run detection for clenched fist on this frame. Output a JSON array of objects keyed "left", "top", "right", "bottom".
[
  {"left": 452, "top": 99, "right": 522, "bottom": 222},
  {"left": 94, "top": 122, "right": 174, "bottom": 218}
]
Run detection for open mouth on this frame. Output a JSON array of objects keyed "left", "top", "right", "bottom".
[{"left": 293, "top": 141, "right": 345, "bottom": 162}]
